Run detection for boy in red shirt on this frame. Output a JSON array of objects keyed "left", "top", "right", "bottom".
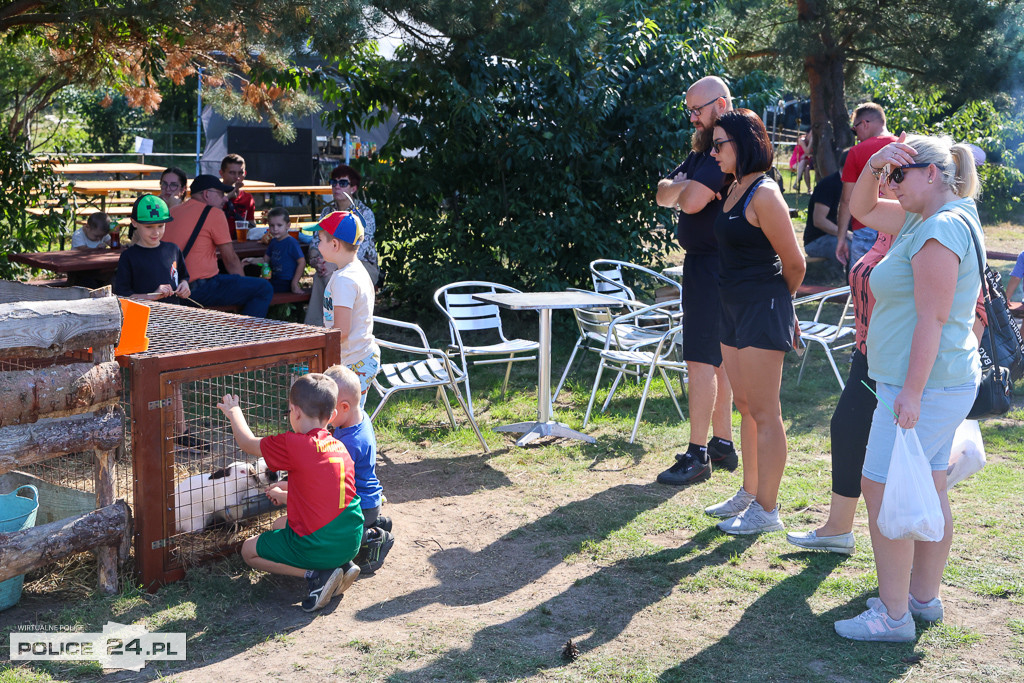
[{"left": 217, "top": 373, "right": 364, "bottom": 612}]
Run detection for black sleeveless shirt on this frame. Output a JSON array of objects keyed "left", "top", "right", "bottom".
[{"left": 714, "top": 176, "right": 786, "bottom": 297}]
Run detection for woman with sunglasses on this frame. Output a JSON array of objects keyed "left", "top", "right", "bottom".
[
  {"left": 305, "top": 164, "right": 379, "bottom": 325},
  {"left": 704, "top": 109, "right": 806, "bottom": 534},
  {"left": 833, "top": 133, "right": 982, "bottom": 642}
]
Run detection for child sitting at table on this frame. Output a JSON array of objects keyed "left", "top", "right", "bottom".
[
  {"left": 242, "top": 207, "right": 306, "bottom": 294},
  {"left": 113, "top": 195, "right": 191, "bottom": 304},
  {"left": 71, "top": 212, "right": 112, "bottom": 249}
]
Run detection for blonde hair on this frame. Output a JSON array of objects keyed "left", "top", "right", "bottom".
[
  {"left": 324, "top": 365, "right": 361, "bottom": 405},
  {"left": 903, "top": 134, "right": 980, "bottom": 199}
]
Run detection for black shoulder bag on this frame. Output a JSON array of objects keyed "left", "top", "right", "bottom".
[
  {"left": 947, "top": 208, "right": 1019, "bottom": 419},
  {"left": 181, "top": 206, "right": 213, "bottom": 261}
]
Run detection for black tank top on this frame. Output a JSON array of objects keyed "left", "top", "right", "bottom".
[{"left": 714, "top": 176, "right": 786, "bottom": 296}]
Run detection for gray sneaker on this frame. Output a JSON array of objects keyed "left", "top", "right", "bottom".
[
  {"left": 867, "top": 595, "right": 943, "bottom": 623},
  {"left": 786, "top": 529, "right": 855, "bottom": 555},
  {"left": 835, "top": 605, "right": 915, "bottom": 642},
  {"left": 717, "top": 500, "right": 784, "bottom": 535},
  {"left": 704, "top": 487, "right": 755, "bottom": 519}
]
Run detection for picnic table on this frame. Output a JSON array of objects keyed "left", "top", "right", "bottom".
[
  {"left": 70, "top": 179, "right": 278, "bottom": 211},
  {"left": 51, "top": 163, "right": 166, "bottom": 178},
  {"left": 11, "top": 240, "right": 288, "bottom": 278},
  {"left": 252, "top": 185, "right": 333, "bottom": 219}
]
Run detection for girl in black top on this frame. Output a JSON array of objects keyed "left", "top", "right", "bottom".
[{"left": 704, "top": 109, "right": 806, "bottom": 536}]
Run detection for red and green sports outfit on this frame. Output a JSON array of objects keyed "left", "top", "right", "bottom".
[{"left": 256, "top": 428, "right": 364, "bottom": 570}]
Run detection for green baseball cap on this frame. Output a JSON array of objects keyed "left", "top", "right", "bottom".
[{"left": 131, "top": 194, "right": 174, "bottom": 225}]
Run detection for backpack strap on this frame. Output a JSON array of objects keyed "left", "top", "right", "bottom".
[
  {"left": 181, "top": 206, "right": 213, "bottom": 261},
  {"left": 742, "top": 175, "right": 769, "bottom": 213}
]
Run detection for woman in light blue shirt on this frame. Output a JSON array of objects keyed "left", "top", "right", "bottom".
[{"left": 833, "top": 134, "right": 982, "bottom": 643}]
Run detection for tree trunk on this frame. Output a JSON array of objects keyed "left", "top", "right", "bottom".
[
  {"left": 799, "top": 0, "right": 854, "bottom": 177},
  {"left": 0, "top": 408, "right": 124, "bottom": 474},
  {"left": 0, "top": 362, "right": 122, "bottom": 427},
  {"left": 0, "top": 500, "right": 131, "bottom": 583}
]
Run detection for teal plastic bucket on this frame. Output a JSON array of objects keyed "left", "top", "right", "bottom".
[{"left": 0, "top": 485, "right": 40, "bottom": 611}]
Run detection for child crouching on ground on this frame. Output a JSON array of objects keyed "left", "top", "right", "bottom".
[
  {"left": 326, "top": 365, "right": 393, "bottom": 571},
  {"left": 265, "top": 365, "right": 394, "bottom": 574},
  {"left": 217, "top": 373, "right": 364, "bottom": 612},
  {"left": 302, "top": 211, "right": 380, "bottom": 409}
]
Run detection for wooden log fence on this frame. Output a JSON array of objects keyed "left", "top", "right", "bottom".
[{"left": 0, "top": 281, "right": 129, "bottom": 595}]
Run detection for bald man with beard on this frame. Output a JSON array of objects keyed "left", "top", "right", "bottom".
[{"left": 654, "top": 76, "right": 738, "bottom": 488}]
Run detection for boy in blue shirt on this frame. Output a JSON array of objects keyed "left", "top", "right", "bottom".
[
  {"left": 325, "top": 364, "right": 393, "bottom": 573},
  {"left": 243, "top": 207, "right": 306, "bottom": 293}
]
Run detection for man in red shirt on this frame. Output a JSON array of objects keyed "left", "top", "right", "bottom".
[
  {"left": 836, "top": 103, "right": 897, "bottom": 269},
  {"left": 220, "top": 153, "right": 256, "bottom": 236},
  {"left": 166, "top": 175, "right": 273, "bottom": 316}
]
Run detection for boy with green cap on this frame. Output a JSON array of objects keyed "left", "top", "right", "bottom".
[{"left": 113, "top": 194, "right": 191, "bottom": 304}]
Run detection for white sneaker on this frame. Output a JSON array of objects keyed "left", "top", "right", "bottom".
[
  {"left": 835, "top": 604, "right": 915, "bottom": 642},
  {"left": 716, "top": 500, "right": 784, "bottom": 535},
  {"left": 867, "top": 595, "right": 943, "bottom": 622},
  {"left": 704, "top": 487, "right": 755, "bottom": 519},
  {"left": 786, "top": 529, "right": 855, "bottom": 555}
]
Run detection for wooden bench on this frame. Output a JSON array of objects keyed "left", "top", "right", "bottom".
[{"left": 208, "top": 289, "right": 312, "bottom": 314}]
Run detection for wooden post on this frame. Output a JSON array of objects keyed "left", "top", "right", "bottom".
[{"left": 93, "top": 342, "right": 118, "bottom": 594}]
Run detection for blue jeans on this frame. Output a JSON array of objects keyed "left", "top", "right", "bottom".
[
  {"left": 850, "top": 227, "right": 878, "bottom": 268},
  {"left": 190, "top": 274, "right": 274, "bottom": 317}
]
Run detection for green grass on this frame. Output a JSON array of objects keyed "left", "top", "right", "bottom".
[{"left": 2, "top": 222, "right": 1022, "bottom": 682}]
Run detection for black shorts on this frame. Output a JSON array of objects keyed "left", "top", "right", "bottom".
[
  {"left": 720, "top": 289, "right": 796, "bottom": 352},
  {"left": 681, "top": 254, "right": 722, "bottom": 366}
]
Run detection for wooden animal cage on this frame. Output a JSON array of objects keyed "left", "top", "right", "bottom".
[{"left": 118, "top": 302, "right": 341, "bottom": 590}]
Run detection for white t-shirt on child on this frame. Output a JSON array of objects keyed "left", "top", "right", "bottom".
[
  {"left": 71, "top": 227, "right": 111, "bottom": 249},
  {"left": 323, "top": 260, "right": 377, "bottom": 365}
]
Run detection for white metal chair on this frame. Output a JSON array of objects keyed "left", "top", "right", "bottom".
[
  {"left": 794, "top": 285, "right": 856, "bottom": 389},
  {"left": 370, "top": 316, "right": 490, "bottom": 453},
  {"left": 433, "top": 281, "right": 539, "bottom": 417},
  {"left": 581, "top": 302, "right": 688, "bottom": 443},
  {"left": 590, "top": 259, "right": 683, "bottom": 328},
  {"left": 552, "top": 289, "right": 666, "bottom": 402}
]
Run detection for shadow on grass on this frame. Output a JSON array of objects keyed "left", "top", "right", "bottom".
[
  {"left": 657, "top": 554, "right": 918, "bottom": 682},
  {"left": 355, "top": 483, "right": 676, "bottom": 622},
  {"left": 382, "top": 527, "right": 755, "bottom": 682}
]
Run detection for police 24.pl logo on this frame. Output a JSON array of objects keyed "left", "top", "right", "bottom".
[{"left": 10, "top": 621, "right": 186, "bottom": 671}]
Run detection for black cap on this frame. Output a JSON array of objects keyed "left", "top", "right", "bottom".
[{"left": 190, "top": 174, "right": 233, "bottom": 194}]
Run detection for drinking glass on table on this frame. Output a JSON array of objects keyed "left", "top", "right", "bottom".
[{"left": 235, "top": 220, "right": 249, "bottom": 240}]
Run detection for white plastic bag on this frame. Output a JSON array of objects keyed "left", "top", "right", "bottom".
[
  {"left": 947, "top": 419, "right": 986, "bottom": 489},
  {"left": 878, "top": 427, "right": 945, "bottom": 542}
]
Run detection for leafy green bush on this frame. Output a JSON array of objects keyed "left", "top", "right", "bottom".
[
  {"left": 0, "top": 136, "right": 72, "bottom": 280},
  {"left": 308, "top": 2, "right": 731, "bottom": 308},
  {"left": 866, "top": 73, "right": 1024, "bottom": 222}
]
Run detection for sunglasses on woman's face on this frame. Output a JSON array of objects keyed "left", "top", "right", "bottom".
[
  {"left": 886, "top": 163, "right": 930, "bottom": 184},
  {"left": 330, "top": 178, "right": 352, "bottom": 188}
]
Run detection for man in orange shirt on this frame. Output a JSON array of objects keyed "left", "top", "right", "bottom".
[{"left": 165, "top": 175, "right": 273, "bottom": 317}]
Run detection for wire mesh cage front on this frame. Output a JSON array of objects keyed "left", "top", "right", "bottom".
[{"left": 119, "top": 302, "right": 340, "bottom": 589}]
